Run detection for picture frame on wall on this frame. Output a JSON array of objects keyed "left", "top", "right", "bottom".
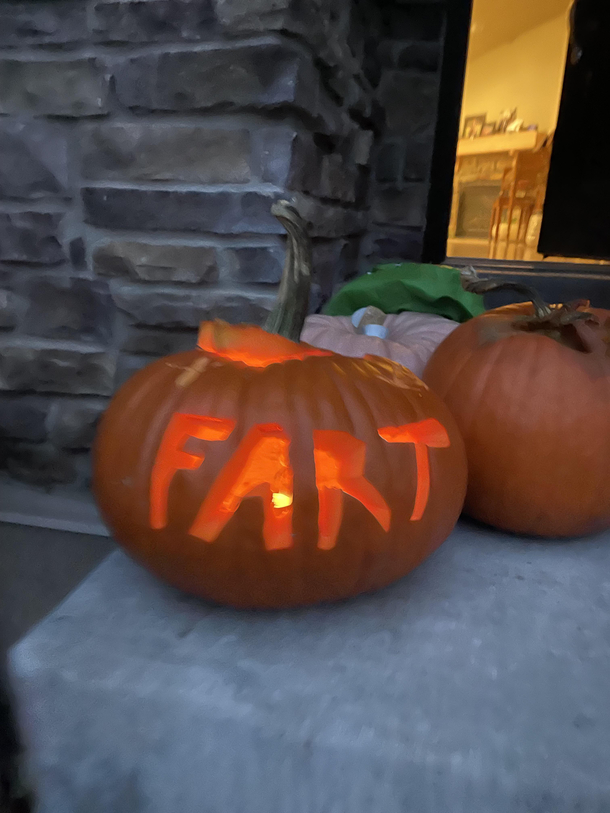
[
  {"left": 481, "top": 122, "right": 496, "bottom": 136},
  {"left": 497, "top": 108, "right": 518, "bottom": 133},
  {"left": 462, "top": 114, "right": 486, "bottom": 139}
]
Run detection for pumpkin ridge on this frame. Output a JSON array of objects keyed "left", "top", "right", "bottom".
[
  {"left": 445, "top": 337, "right": 505, "bottom": 442},
  {"left": 426, "top": 325, "right": 477, "bottom": 399},
  {"left": 278, "top": 358, "right": 305, "bottom": 605},
  {"left": 349, "top": 370, "right": 411, "bottom": 589},
  {"left": 342, "top": 368, "right": 395, "bottom": 594},
  {"left": 481, "top": 335, "right": 545, "bottom": 529}
]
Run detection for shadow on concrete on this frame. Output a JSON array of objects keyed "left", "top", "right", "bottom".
[{"left": 1, "top": 522, "right": 115, "bottom": 813}]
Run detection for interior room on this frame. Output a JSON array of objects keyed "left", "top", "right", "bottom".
[{"left": 446, "top": 0, "right": 608, "bottom": 265}]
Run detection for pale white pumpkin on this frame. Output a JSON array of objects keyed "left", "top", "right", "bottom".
[{"left": 301, "top": 311, "right": 459, "bottom": 378}]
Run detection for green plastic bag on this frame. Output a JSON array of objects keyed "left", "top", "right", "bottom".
[{"left": 322, "top": 263, "right": 485, "bottom": 323}]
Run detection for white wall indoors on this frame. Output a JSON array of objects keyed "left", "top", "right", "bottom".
[{"left": 461, "top": 8, "right": 571, "bottom": 136}]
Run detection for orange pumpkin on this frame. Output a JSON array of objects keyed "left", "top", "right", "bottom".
[
  {"left": 94, "top": 203, "right": 467, "bottom": 608},
  {"left": 423, "top": 272, "right": 610, "bottom": 538}
]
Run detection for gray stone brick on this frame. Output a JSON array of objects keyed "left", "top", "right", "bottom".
[
  {"left": 314, "top": 88, "right": 348, "bottom": 137},
  {"left": 0, "top": 341, "right": 115, "bottom": 396},
  {"left": 113, "top": 284, "right": 275, "bottom": 328},
  {"left": 348, "top": 81, "right": 374, "bottom": 121},
  {"left": 350, "top": 130, "right": 374, "bottom": 166},
  {"left": 21, "top": 278, "right": 114, "bottom": 344},
  {"left": 385, "top": 4, "right": 444, "bottom": 41},
  {"left": 0, "top": 290, "right": 23, "bottom": 330},
  {"left": 228, "top": 246, "right": 283, "bottom": 284},
  {"left": 254, "top": 126, "right": 296, "bottom": 186},
  {"left": 293, "top": 194, "right": 367, "bottom": 238},
  {"left": 71, "top": 448, "right": 95, "bottom": 489},
  {"left": 362, "top": 227, "right": 424, "bottom": 264},
  {"left": 253, "top": 127, "right": 320, "bottom": 191},
  {"left": 0, "top": 213, "right": 66, "bottom": 265},
  {"left": 83, "top": 188, "right": 283, "bottom": 234},
  {"left": 92, "top": 0, "right": 215, "bottom": 43},
  {"left": 93, "top": 241, "right": 218, "bottom": 284},
  {"left": 0, "top": 122, "right": 69, "bottom": 199},
  {"left": 403, "top": 135, "right": 434, "bottom": 181},
  {"left": 377, "top": 41, "right": 398, "bottom": 69},
  {"left": 0, "top": 395, "right": 48, "bottom": 442},
  {"left": 395, "top": 41, "right": 441, "bottom": 72},
  {"left": 121, "top": 328, "right": 198, "bottom": 357},
  {"left": 81, "top": 124, "right": 251, "bottom": 184},
  {"left": 115, "top": 355, "right": 153, "bottom": 389},
  {"left": 3, "top": 441, "right": 77, "bottom": 487},
  {"left": 214, "top": 0, "right": 292, "bottom": 31},
  {"left": 70, "top": 237, "right": 87, "bottom": 271},
  {"left": 318, "top": 154, "right": 358, "bottom": 203},
  {"left": 216, "top": 0, "right": 342, "bottom": 65},
  {"left": 310, "top": 240, "right": 342, "bottom": 298},
  {"left": 48, "top": 400, "right": 106, "bottom": 449},
  {"left": 371, "top": 184, "right": 429, "bottom": 229},
  {"left": 378, "top": 39, "right": 442, "bottom": 72},
  {"left": 0, "top": 1, "right": 88, "bottom": 47},
  {"left": 113, "top": 43, "right": 319, "bottom": 121},
  {"left": 288, "top": 134, "right": 323, "bottom": 195},
  {"left": 377, "top": 71, "right": 439, "bottom": 136},
  {"left": 253, "top": 126, "right": 292, "bottom": 186},
  {"left": 375, "top": 141, "right": 403, "bottom": 183},
  {"left": 0, "top": 59, "right": 109, "bottom": 118},
  {"left": 311, "top": 238, "right": 360, "bottom": 296}
]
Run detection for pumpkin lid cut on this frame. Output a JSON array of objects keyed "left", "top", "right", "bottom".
[{"left": 196, "top": 201, "right": 335, "bottom": 368}]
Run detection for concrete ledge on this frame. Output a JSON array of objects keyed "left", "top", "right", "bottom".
[
  {"left": 0, "top": 476, "right": 109, "bottom": 537},
  {"left": 8, "top": 521, "right": 610, "bottom": 813}
]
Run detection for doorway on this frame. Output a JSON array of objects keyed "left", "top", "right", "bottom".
[
  {"left": 447, "top": 0, "right": 604, "bottom": 266},
  {"left": 427, "top": 0, "right": 610, "bottom": 269}
]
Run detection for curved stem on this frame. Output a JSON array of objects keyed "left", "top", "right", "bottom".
[
  {"left": 264, "top": 200, "right": 312, "bottom": 341},
  {"left": 460, "top": 266, "right": 553, "bottom": 319}
]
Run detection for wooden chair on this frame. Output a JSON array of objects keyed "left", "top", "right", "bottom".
[{"left": 489, "top": 149, "right": 550, "bottom": 244}]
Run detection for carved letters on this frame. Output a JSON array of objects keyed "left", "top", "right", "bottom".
[{"left": 150, "top": 414, "right": 449, "bottom": 549}]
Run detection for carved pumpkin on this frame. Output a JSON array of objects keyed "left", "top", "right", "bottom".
[
  {"left": 94, "top": 203, "right": 467, "bottom": 608},
  {"left": 301, "top": 311, "right": 459, "bottom": 378},
  {"left": 423, "top": 271, "right": 610, "bottom": 538}
]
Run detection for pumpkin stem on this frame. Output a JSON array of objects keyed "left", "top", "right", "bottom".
[
  {"left": 460, "top": 266, "right": 554, "bottom": 319},
  {"left": 264, "top": 201, "right": 312, "bottom": 342},
  {"left": 460, "top": 266, "right": 597, "bottom": 333}
]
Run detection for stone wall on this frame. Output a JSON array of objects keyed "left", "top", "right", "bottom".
[
  {"left": 365, "top": 0, "right": 446, "bottom": 263},
  {"left": 0, "top": 0, "right": 448, "bottom": 490}
]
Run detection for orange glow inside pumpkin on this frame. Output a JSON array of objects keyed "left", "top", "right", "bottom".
[
  {"left": 149, "top": 413, "right": 451, "bottom": 548},
  {"left": 189, "top": 423, "right": 294, "bottom": 551},
  {"left": 197, "top": 321, "right": 332, "bottom": 368},
  {"left": 378, "top": 419, "right": 450, "bottom": 521},
  {"left": 313, "top": 430, "right": 391, "bottom": 549},
  {"left": 150, "top": 414, "right": 235, "bottom": 529}
]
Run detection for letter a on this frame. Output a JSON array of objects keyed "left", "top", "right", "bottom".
[{"left": 189, "top": 424, "right": 294, "bottom": 551}]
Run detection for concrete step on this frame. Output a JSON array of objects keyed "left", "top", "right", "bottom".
[{"left": 8, "top": 520, "right": 610, "bottom": 813}]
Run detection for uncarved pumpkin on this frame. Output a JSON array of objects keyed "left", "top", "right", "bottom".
[
  {"left": 93, "top": 203, "right": 467, "bottom": 608},
  {"left": 423, "top": 278, "right": 610, "bottom": 538},
  {"left": 302, "top": 311, "right": 459, "bottom": 378}
]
